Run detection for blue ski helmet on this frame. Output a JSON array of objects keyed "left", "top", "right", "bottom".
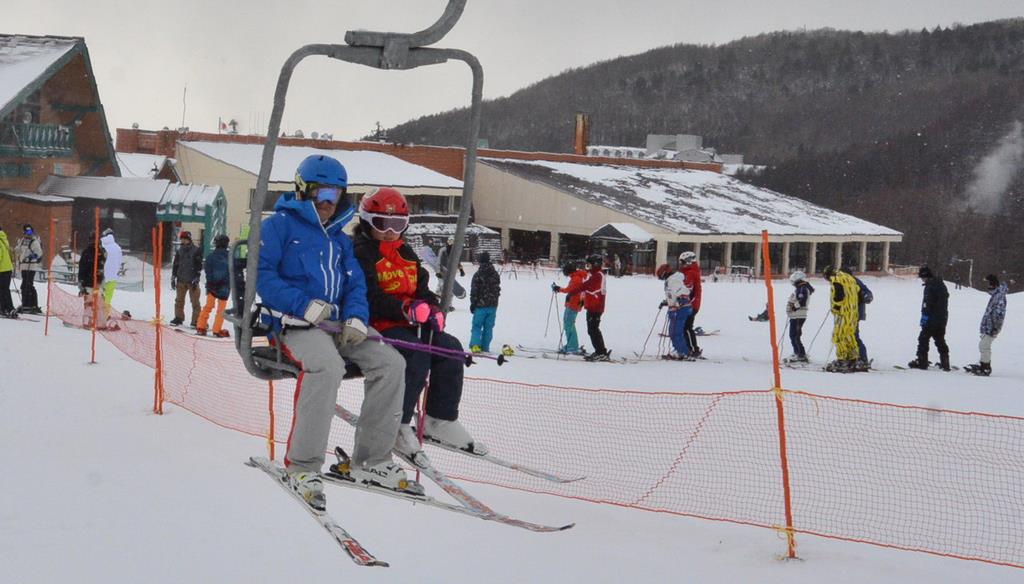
[{"left": 295, "top": 154, "right": 348, "bottom": 200}]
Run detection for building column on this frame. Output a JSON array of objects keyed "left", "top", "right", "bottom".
[
  {"left": 754, "top": 242, "right": 763, "bottom": 277},
  {"left": 549, "top": 231, "right": 560, "bottom": 263},
  {"left": 656, "top": 238, "right": 669, "bottom": 265},
  {"left": 782, "top": 241, "right": 791, "bottom": 276},
  {"left": 692, "top": 242, "right": 702, "bottom": 263},
  {"left": 882, "top": 241, "right": 891, "bottom": 273},
  {"left": 808, "top": 242, "right": 818, "bottom": 275},
  {"left": 833, "top": 241, "right": 842, "bottom": 271},
  {"left": 500, "top": 227, "right": 510, "bottom": 252},
  {"left": 859, "top": 241, "right": 868, "bottom": 273},
  {"left": 723, "top": 241, "right": 733, "bottom": 272}
]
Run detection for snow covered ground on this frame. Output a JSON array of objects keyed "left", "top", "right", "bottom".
[{"left": 1, "top": 268, "right": 1020, "bottom": 582}]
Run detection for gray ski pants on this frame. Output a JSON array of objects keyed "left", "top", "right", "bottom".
[
  {"left": 279, "top": 325, "right": 404, "bottom": 473},
  {"left": 979, "top": 334, "right": 996, "bottom": 363}
]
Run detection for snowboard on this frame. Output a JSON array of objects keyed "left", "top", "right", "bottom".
[{"left": 420, "top": 246, "right": 466, "bottom": 299}]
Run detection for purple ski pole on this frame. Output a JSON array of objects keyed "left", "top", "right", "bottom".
[{"left": 317, "top": 322, "right": 506, "bottom": 365}]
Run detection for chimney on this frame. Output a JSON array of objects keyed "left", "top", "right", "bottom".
[{"left": 573, "top": 112, "right": 590, "bottom": 155}]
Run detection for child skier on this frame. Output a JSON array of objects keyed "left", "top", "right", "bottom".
[
  {"left": 196, "top": 234, "right": 231, "bottom": 337},
  {"left": 352, "top": 186, "right": 488, "bottom": 458},
  {"left": 784, "top": 271, "right": 814, "bottom": 363},
  {"left": 678, "top": 251, "right": 703, "bottom": 358},
  {"left": 469, "top": 251, "right": 501, "bottom": 353},
  {"left": 553, "top": 261, "right": 587, "bottom": 354},
  {"left": 965, "top": 274, "right": 1007, "bottom": 376},
  {"left": 656, "top": 263, "right": 692, "bottom": 360}
]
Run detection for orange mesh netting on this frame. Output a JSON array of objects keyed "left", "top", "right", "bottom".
[{"left": 46, "top": 284, "right": 1024, "bottom": 568}]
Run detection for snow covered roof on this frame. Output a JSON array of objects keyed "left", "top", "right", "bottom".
[
  {"left": 406, "top": 222, "right": 498, "bottom": 236},
  {"left": 116, "top": 152, "right": 170, "bottom": 179},
  {"left": 591, "top": 222, "right": 655, "bottom": 243},
  {"left": 179, "top": 141, "right": 463, "bottom": 189},
  {"left": 160, "top": 183, "right": 222, "bottom": 208},
  {"left": 482, "top": 158, "right": 902, "bottom": 238},
  {"left": 37, "top": 175, "right": 223, "bottom": 209},
  {"left": 0, "top": 35, "right": 79, "bottom": 119},
  {"left": 0, "top": 190, "right": 73, "bottom": 203}
]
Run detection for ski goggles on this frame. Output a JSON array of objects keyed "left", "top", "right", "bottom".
[
  {"left": 359, "top": 209, "right": 409, "bottom": 234},
  {"left": 312, "top": 186, "right": 343, "bottom": 204}
]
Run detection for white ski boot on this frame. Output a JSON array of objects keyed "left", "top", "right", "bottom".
[
  {"left": 349, "top": 460, "right": 423, "bottom": 495},
  {"left": 285, "top": 469, "right": 326, "bottom": 510},
  {"left": 394, "top": 423, "right": 430, "bottom": 465},
  {"left": 423, "top": 415, "right": 489, "bottom": 456}
]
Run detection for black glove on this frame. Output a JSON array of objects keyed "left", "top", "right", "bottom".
[
  {"left": 170, "top": 277, "right": 177, "bottom": 290},
  {"left": 551, "top": 283, "right": 560, "bottom": 293},
  {"left": 658, "top": 300, "right": 668, "bottom": 309},
  {"left": 459, "top": 267, "right": 465, "bottom": 277}
]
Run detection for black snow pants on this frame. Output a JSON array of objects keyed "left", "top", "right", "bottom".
[
  {"left": 916, "top": 324, "right": 950, "bottom": 369},
  {"left": 382, "top": 326, "right": 465, "bottom": 424},
  {"left": 586, "top": 311, "right": 608, "bottom": 355}
]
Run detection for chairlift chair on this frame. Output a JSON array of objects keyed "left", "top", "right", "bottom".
[{"left": 226, "top": 0, "right": 484, "bottom": 380}]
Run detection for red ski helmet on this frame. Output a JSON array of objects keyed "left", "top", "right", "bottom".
[
  {"left": 656, "top": 263, "right": 674, "bottom": 280},
  {"left": 359, "top": 187, "right": 410, "bottom": 234}
]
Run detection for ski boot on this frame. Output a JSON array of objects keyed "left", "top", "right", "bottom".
[
  {"left": 393, "top": 423, "right": 430, "bottom": 465},
  {"left": 423, "top": 415, "right": 489, "bottom": 456},
  {"left": 470, "top": 345, "right": 483, "bottom": 354},
  {"left": 853, "top": 359, "right": 872, "bottom": 372},
  {"left": 212, "top": 330, "right": 230, "bottom": 338},
  {"left": 584, "top": 350, "right": 611, "bottom": 362},
  {"left": 284, "top": 469, "right": 326, "bottom": 510},
  {"left": 825, "top": 359, "right": 855, "bottom": 373},
  {"left": 906, "top": 358, "right": 929, "bottom": 370},
  {"left": 329, "top": 447, "right": 424, "bottom": 495},
  {"left": 938, "top": 355, "right": 951, "bottom": 372},
  {"left": 169, "top": 318, "right": 183, "bottom": 327},
  {"left": 195, "top": 328, "right": 208, "bottom": 336},
  {"left": 500, "top": 344, "right": 515, "bottom": 357},
  {"left": 965, "top": 362, "right": 991, "bottom": 376}
]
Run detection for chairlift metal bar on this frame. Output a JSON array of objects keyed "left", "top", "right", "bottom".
[{"left": 234, "top": 1, "right": 482, "bottom": 380}]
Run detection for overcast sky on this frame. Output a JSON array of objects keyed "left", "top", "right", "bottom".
[{"left": 7, "top": 0, "right": 1024, "bottom": 141}]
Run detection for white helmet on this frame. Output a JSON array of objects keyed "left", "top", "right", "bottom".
[
  {"left": 679, "top": 251, "right": 697, "bottom": 264},
  {"left": 789, "top": 270, "right": 807, "bottom": 284}
]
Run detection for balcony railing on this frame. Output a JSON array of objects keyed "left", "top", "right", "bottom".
[{"left": 0, "top": 123, "right": 75, "bottom": 158}]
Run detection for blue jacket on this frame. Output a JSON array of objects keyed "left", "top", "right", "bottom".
[
  {"left": 980, "top": 282, "right": 1008, "bottom": 336},
  {"left": 257, "top": 192, "right": 368, "bottom": 327},
  {"left": 204, "top": 248, "right": 230, "bottom": 300}
]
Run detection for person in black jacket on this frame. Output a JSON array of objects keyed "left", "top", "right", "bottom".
[
  {"left": 469, "top": 251, "right": 501, "bottom": 353},
  {"left": 908, "top": 265, "right": 951, "bottom": 371},
  {"left": 196, "top": 234, "right": 230, "bottom": 337},
  {"left": 77, "top": 232, "right": 106, "bottom": 328},
  {"left": 170, "top": 230, "right": 203, "bottom": 327},
  {"left": 352, "top": 187, "right": 488, "bottom": 459}
]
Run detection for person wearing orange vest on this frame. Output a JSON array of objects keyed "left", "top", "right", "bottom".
[
  {"left": 554, "top": 261, "right": 587, "bottom": 354},
  {"left": 352, "top": 187, "right": 488, "bottom": 459}
]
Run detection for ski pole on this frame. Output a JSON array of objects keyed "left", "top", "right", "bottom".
[
  {"left": 777, "top": 319, "right": 789, "bottom": 350},
  {"left": 544, "top": 290, "right": 556, "bottom": 338},
  {"left": 638, "top": 306, "right": 664, "bottom": 360},
  {"left": 317, "top": 322, "right": 506, "bottom": 365},
  {"left": 806, "top": 311, "right": 830, "bottom": 354}
]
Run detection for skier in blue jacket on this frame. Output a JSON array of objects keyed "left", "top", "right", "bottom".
[{"left": 257, "top": 154, "right": 412, "bottom": 510}]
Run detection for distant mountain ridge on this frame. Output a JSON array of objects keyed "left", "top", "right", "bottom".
[{"left": 386, "top": 20, "right": 1024, "bottom": 283}]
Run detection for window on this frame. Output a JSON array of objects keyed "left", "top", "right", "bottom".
[
  {"left": 409, "top": 195, "right": 451, "bottom": 215},
  {"left": 249, "top": 189, "right": 290, "bottom": 212}
]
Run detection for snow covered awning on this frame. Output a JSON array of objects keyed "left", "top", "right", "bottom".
[
  {"left": 591, "top": 222, "right": 654, "bottom": 243},
  {"left": 38, "top": 175, "right": 169, "bottom": 203},
  {"left": 405, "top": 222, "right": 498, "bottom": 236}
]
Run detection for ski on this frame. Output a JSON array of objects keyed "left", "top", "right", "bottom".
[
  {"left": 419, "top": 436, "right": 586, "bottom": 484},
  {"left": 2, "top": 315, "right": 40, "bottom": 322},
  {"left": 893, "top": 365, "right": 959, "bottom": 371},
  {"left": 333, "top": 404, "right": 575, "bottom": 532},
  {"left": 245, "top": 457, "right": 389, "bottom": 567}
]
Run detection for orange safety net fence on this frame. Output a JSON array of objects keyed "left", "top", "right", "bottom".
[{"left": 46, "top": 283, "right": 1024, "bottom": 568}]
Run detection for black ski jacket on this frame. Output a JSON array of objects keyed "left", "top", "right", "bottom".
[
  {"left": 470, "top": 261, "right": 501, "bottom": 311},
  {"left": 920, "top": 277, "right": 949, "bottom": 328}
]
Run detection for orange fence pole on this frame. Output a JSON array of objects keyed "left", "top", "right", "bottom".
[
  {"left": 761, "top": 229, "right": 797, "bottom": 559},
  {"left": 153, "top": 223, "right": 165, "bottom": 414},
  {"left": 44, "top": 216, "right": 56, "bottom": 336},
  {"left": 90, "top": 208, "right": 99, "bottom": 364},
  {"left": 267, "top": 380, "right": 276, "bottom": 460}
]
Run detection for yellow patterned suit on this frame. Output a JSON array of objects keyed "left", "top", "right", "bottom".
[{"left": 829, "top": 271, "right": 861, "bottom": 362}]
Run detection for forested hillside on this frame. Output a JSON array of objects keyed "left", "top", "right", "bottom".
[{"left": 386, "top": 20, "right": 1024, "bottom": 285}]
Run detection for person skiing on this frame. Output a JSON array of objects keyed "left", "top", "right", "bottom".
[
  {"left": 678, "top": 250, "right": 703, "bottom": 358},
  {"left": 77, "top": 232, "right": 106, "bottom": 329},
  {"left": 15, "top": 223, "right": 43, "bottom": 314},
  {"left": 553, "top": 261, "right": 587, "bottom": 354},
  {"left": 907, "top": 265, "right": 951, "bottom": 371},
  {"left": 823, "top": 265, "right": 860, "bottom": 372},
  {"left": 435, "top": 235, "right": 465, "bottom": 296},
  {"left": 784, "top": 271, "right": 815, "bottom": 363},
  {"left": 170, "top": 230, "right": 203, "bottom": 327},
  {"left": 258, "top": 154, "right": 411, "bottom": 510},
  {"left": 557, "top": 254, "right": 609, "bottom": 361},
  {"left": 100, "top": 228, "right": 122, "bottom": 322},
  {"left": 352, "top": 186, "right": 488, "bottom": 459},
  {"left": 196, "top": 234, "right": 231, "bottom": 337},
  {"left": 656, "top": 263, "right": 692, "bottom": 360},
  {"left": 965, "top": 274, "right": 1007, "bottom": 376},
  {"left": 842, "top": 267, "right": 872, "bottom": 370},
  {"left": 0, "top": 224, "right": 16, "bottom": 318},
  {"left": 468, "top": 251, "right": 501, "bottom": 353}
]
